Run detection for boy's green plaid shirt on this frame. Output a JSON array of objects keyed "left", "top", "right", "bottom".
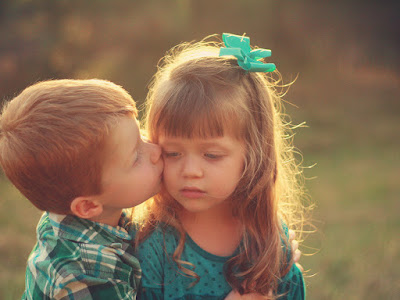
[{"left": 22, "top": 211, "right": 141, "bottom": 300}]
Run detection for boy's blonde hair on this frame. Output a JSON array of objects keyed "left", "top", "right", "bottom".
[
  {"left": 0, "top": 79, "right": 137, "bottom": 214},
  {"left": 138, "top": 38, "right": 307, "bottom": 296}
]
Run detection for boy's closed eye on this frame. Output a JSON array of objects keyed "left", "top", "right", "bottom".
[
  {"left": 132, "top": 149, "right": 142, "bottom": 166},
  {"left": 131, "top": 141, "right": 143, "bottom": 166}
]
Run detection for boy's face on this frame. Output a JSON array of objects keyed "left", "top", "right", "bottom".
[
  {"left": 159, "top": 134, "right": 245, "bottom": 214},
  {"left": 98, "top": 116, "right": 163, "bottom": 211}
]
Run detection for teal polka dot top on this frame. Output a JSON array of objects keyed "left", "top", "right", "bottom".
[{"left": 137, "top": 224, "right": 305, "bottom": 299}]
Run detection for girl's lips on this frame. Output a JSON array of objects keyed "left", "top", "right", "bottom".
[{"left": 180, "top": 187, "right": 205, "bottom": 199}]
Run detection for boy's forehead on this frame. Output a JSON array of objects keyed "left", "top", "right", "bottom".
[
  {"left": 108, "top": 116, "right": 139, "bottom": 148},
  {"left": 103, "top": 116, "right": 140, "bottom": 169}
]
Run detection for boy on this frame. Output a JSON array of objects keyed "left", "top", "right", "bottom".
[{"left": 0, "top": 79, "right": 163, "bottom": 299}]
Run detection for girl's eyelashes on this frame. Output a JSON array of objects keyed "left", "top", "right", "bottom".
[
  {"left": 162, "top": 150, "right": 224, "bottom": 160},
  {"left": 204, "top": 153, "right": 223, "bottom": 159},
  {"left": 163, "top": 151, "right": 181, "bottom": 158}
]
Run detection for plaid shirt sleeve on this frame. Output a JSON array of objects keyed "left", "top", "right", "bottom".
[
  {"left": 23, "top": 264, "right": 137, "bottom": 300},
  {"left": 22, "top": 213, "right": 141, "bottom": 300}
]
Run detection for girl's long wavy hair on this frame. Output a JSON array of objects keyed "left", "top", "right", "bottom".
[{"left": 134, "top": 36, "right": 308, "bottom": 297}]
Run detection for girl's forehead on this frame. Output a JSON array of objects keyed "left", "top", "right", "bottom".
[
  {"left": 152, "top": 81, "right": 247, "bottom": 139},
  {"left": 155, "top": 120, "right": 242, "bottom": 141},
  {"left": 154, "top": 105, "right": 244, "bottom": 140}
]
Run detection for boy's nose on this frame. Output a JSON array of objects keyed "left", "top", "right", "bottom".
[{"left": 148, "top": 142, "right": 162, "bottom": 164}]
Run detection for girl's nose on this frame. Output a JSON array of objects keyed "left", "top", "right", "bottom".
[{"left": 182, "top": 156, "right": 203, "bottom": 178}]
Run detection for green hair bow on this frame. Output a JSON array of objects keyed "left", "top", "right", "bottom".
[{"left": 219, "top": 33, "right": 276, "bottom": 72}]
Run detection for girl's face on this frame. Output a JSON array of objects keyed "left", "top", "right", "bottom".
[{"left": 159, "top": 133, "right": 245, "bottom": 214}]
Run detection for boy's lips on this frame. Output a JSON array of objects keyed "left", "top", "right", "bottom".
[{"left": 180, "top": 187, "right": 205, "bottom": 199}]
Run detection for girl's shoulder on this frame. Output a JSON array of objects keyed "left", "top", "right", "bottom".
[
  {"left": 137, "top": 223, "right": 180, "bottom": 253},
  {"left": 150, "top": 222, "right": 180, "bottom": 240}
]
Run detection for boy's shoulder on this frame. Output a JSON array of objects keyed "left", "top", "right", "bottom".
[
  {"left": 35, "top": 211, "right": 135, "bottom": 245},
  {"left": 23, "top": 212, "right": 141, "bottom": 300}
]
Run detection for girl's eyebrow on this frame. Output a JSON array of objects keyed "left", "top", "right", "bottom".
[
  {"left": 197, "top": 138, "right": 235, "bottom": 147},
  {"left": 199, "top": 143, "right": 232, "bottom": 153},
  {"left": 158, "top": 140, "right": 176, "bottom": 147},
  {"left": 199, "top": 141, "right": 225, "bottom": 147}
]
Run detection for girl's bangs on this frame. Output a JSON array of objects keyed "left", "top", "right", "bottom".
[{"left": 155, "top": 82, "right": 243, "bottom": 139}]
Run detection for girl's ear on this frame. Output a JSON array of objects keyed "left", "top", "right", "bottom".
[{"left": 70, "top": 196, "right": 103, "bottom": 219}]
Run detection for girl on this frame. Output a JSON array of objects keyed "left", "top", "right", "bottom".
[{"left": 135, "top": 33, "right": 307, "bottom": 299}]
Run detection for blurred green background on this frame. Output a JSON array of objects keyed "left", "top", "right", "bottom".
[{"left": 0, "top": 0, "right": 399, "bottom": 299}]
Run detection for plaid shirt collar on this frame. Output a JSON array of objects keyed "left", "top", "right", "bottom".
[{"left": 45, "top": 210, "right": 133, "bottom": 245}]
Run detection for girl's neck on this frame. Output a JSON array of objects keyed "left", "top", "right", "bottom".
[{"left": 179, "top": 201, "right": 242, "bottom": 257}]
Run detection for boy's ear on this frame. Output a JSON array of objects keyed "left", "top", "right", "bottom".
[{"left": 70, "top": 196, "right": 103, "bottom": 219}]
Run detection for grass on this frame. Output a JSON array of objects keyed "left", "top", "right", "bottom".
[
  {"left": 0, "top": 67, "right": 399, "bottom": 299},
  {"left": 0, "top": 178, "right": 41, "bottom": 300},
  {"left": 301, "top": 145, "right": 399, "bottom": 299},
  {"left": 288, "top": 67, "right": 400, "bottom": 299}
]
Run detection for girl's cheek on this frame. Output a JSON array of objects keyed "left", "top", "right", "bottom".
[
  {"left": 163, "top": 160, "right": 175, "bottom": 172},
  {"left": 162, "top": 165, "right": 172, "bottom": 181}
]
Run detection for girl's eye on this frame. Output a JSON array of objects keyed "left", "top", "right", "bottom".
[
  {"left": 163, "top": 152, "right": 181, "bottom": 158},
  {"left": 204, "top": 153, "right": 222, "bottom": 159}
]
